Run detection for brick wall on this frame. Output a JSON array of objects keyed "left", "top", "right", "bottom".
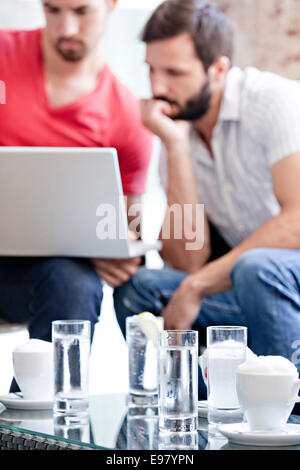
[{"left": 215, "top": 0, "right": 300, "bottom": 79}]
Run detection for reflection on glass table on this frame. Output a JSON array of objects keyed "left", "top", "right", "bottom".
[
  {"left": 0, "top": 394, "right": 300, "bottom": 450},
  {"left": 54, "top": 414, "right": 91, "bottom": 444},
  {"left": 125, "top": 403, "right": 159, "bottom": 450}
]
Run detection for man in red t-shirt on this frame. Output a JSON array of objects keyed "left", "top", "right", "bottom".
[{"left": 0, "top": 0, "right": 153, "bottom": 345}]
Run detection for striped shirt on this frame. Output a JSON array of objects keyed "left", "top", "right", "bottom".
[{"left": 159, "top": 66, "right": 300, "bottom": 248}]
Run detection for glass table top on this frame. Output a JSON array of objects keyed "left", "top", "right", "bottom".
[{"left": 0, "top": 394, "right": 300, "bottom": 451}]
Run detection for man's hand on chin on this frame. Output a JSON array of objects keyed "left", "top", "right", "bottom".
[
  {"left": 140, "top": 98, "right": 190, "bottom": 149},
  {"left": 162, "top": 274, "right": 203, "bottom": 330}
]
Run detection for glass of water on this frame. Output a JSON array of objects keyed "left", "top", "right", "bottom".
[
  {"left": 52, "top": 320, "right": 91, "bottom": 416},
  {"left": 206, "top": 325, "right": 247, "bottom": 425},
  {"left": 158, "top": 330, "right": 198, "bottom": 433},
  {"left": 126, "top": 314, "right": 163, "bottom": 406}
]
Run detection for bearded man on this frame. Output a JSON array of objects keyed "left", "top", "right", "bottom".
[{"left": 114, "top": 0, "right": 300, "bottom": 397}]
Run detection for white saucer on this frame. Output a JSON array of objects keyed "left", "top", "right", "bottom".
[
  {"left": 198, "top": 400, "right": 208, "bottom": 418},
  {"left": 218, "top": 422, "right": 300, "bottom": 447},
  {"left": 0, "top": 393, "right": 53, "bottom": 410}
]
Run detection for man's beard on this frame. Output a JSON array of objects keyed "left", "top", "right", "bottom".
[
  {"left": 55, "top": 38, "right": 87, "bottom": 62},
  {"left": 156, "top": 79, "right": 212, "bottom": 121}
]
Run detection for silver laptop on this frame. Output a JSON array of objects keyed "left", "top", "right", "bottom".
[{"left": 0, "top": 147, "right": 161, "bottom": 258}]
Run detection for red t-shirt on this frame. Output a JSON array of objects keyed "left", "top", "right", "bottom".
[{"left": 0, "top": 28, "right": 153, "bottom": 195}]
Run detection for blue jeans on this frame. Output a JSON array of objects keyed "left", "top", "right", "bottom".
[
  {"left": 114, "top": 248, "right": 300, "bottom": 399},
  {"left": 0, "top": 257, "right": 102, "bottom": 342}
]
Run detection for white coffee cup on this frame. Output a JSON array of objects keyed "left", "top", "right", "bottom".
[
  {"left": 12, "top": 339, "right": 54, "bottom": 401},
  {"left": 236, "top": 355, "right": 300, "bottom": 431}
]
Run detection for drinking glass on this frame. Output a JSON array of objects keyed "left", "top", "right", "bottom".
[
  {"left": 158, "top": 330, "right": 198, "bottom": 432},
  {"left": 126, "top": 315, "right": 163, "bottom": 406},
  {"left": 206, "top": 325, "right": 247, "bottom": 425},
  {"left": 52, "top": 320, "right": 91, "bottom": 416}
]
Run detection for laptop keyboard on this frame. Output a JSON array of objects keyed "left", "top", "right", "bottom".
[{"left": 0, "top": 424, "right": 95, "bottom": 450}]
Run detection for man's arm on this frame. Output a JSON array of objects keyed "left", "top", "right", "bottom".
[
  {"left": 90, "top": 195, "right": 142, "bottom": 287},
  {"left": 162, "top": 151, "right": 300, "bottom": 329},
  {"left": 141, "top": 99, "right": 211, "bottom": 273},
  {"left": 158, "top": 138, "right": 211, "bottom": 273}
]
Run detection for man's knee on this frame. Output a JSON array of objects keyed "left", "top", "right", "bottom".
[
  {"left": 114, "top": 267, "right": 162, "bottom": 313},
  {"left": 114, "top": 266, "right": 186, "bottom": 310},
  {"left": 115, "top": 267, "right": 166, "bottom": 300},
  {"left": 32, "top": 258, "right": 103, "bottom": 318},
  {"left": 125, "top": 266, "right": 166, "bottom": 292},
  {"left": 231, "top": 248, "right": 277, "bottom": 286}
]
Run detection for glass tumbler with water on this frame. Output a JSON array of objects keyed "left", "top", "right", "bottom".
[
  {"left": 126, "top": 313, "right": 163, "bottom": 406},
  {"left": 52, "top": 320, "right": 91, "bottom": 416},
  {"left": 207, "top": 326, "right": 247, "bottom": 425},
  {"left": 158, "top": 330, "right": 198, "bottom": 433}
]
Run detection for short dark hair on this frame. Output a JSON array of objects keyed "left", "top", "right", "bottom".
[{"left": 142, "top": 0, "right": 234, "bottom": 71}]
